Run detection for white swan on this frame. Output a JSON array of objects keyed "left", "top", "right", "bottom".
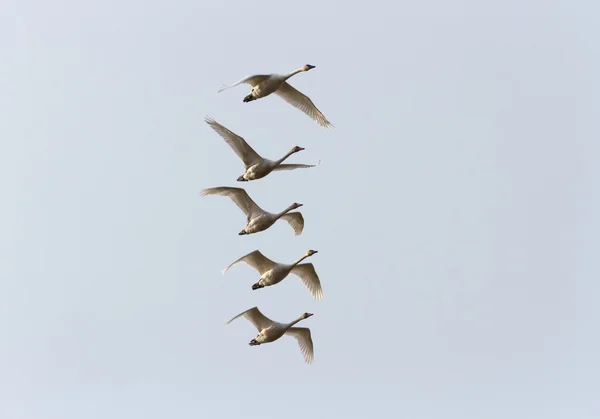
[
  {"left": 218, "top": 64, "right": 333, "bottom": 129},
  {"left": 204, "top": 117, "right": 320, "bottom": 182},
  {"left": 226, "top": 306, "right": 314, "bottom": 363},
  {"left": 222, "top": 249, "right": 323, "bottom": 299},
  {"left": 200, "top": 186, "right": 304, "bottom": 235}
]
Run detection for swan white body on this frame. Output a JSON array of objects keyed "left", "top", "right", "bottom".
[
  {"left": 200, "top": 186, "right": 304, "bottom": 235},
  {"left": 223, "top": 250, "right": 323, "bottom": 300},
  {"left": 226, "top": 306, "right": 315, "bottom": 363},
  {"left": 204, "top": 117, "right": 319, "bottom": 182},
  {"left": 218, "top": 64, "right": 333, "bottom": 129}
]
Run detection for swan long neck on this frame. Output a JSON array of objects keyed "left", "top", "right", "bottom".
[
  {"left": 286, "top": 315, "right": 307, "bottom": 329},
  {"left": 284, "top": 67, "right": 306, "bottom": 80},
  {"left": 291, "top": 254, "right": 310, "bottom": 268},
  {"left": 276, "top": 204, "right": 297, "bottom": 219},
  {"left": 274, "top": 149, "right": 297, "bottom": 166}
]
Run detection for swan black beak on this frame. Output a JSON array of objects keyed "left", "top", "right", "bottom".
[{"left": 307, "top": 65, "right": 316, "bottom": 69}]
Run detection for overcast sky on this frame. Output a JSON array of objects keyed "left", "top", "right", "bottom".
[{"left": 2, "top": 1, "right": 598, "bottom": 418}]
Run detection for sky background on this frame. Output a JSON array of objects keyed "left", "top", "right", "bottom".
[{"left": 2, "top": 1, "right": 599, "bottom": 418}]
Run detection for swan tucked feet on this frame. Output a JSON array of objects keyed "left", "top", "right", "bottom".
[
  {"left": 249, "top": 339, "right": 260, "bottom": 346},
  {"left": 251, "top": 283, "right": 264, "bottom": 290},
  {"left": 243, "top": 94, "right": 255, "bottom": 103},
  {"left": 238, "top": 230, "right": 248, "bottom": 235},
  {"left": 236, "top": 175, "right": 248, "bottom": 182}
]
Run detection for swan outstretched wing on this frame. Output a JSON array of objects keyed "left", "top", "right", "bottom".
[
  {"left": 200, "top": 187, "right": 263, "bottom": 219},
  {"left": 291, "top": 263, "right": 323, "bottom": 300},
  {"left": 285, "top": 327, "right": 314, "bottom": 364},
  {"left": 280, "top": 212, "right": 304, "bottom": 235},
  {"left": 226, "top": 307, "right": 273, "bottom": 332},
  {"left": 204, "top": 117, "right": 262, "bottom": 167},
  {"left": 274, "top": 82, "right": 333, "bottom": 129},
  {"left": 222, "top": 250, "right": 277, "bottom": 275},
  {"left": 218, "top": 74, "right": 270, "bottom": 93},
  {"left": 272, "top": 160, "right": 320, "bottom": 171}
]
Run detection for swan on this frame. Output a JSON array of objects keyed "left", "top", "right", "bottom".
[
  {"left": 218, "top": 64, "right": 333, "bottom": 129},
  {"left": 226, "top": 306, "right": 314, "bottom": 363},
  {"left": 200, "top": 186, "right": 304, "bottom": 235},
  {"left": 222, "top": 249, "right": 323, "bottom": 300},
  {"left": 204, "top": 117, "right": 320, "bottom": 182}
]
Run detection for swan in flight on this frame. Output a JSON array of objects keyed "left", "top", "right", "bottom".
[
  {"left": 222, "top": 249, "right": 323, "bottom": 300},
  {"left": 204, "top": 117, "right": 320, "bottom": 182},
  {"left": 218, "top": 64, "right": 333, "bottom": 129},
  {"left": 200, "top": 186, "right": 304, "bottom": 235},
  {"left": 226, "top": 306, "right": 315, "bottom": 363}
]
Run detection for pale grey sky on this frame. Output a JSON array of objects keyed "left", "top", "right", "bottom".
[{"left": 2, "top": 1, "right": 598, "bottom": 418}]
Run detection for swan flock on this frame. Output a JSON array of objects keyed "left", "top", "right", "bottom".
[{"left": 203, "top": 64, "right": 332, "bottom": 363}]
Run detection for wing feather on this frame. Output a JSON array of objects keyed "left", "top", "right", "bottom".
[
  {"left": 225, "top": 307, "right": 274, "bottom": 332},
  {"left": 275, "top": 82, "right": 333, "bottom": 129},
  {"left": 285, "top": 327, "right": 314, "bottom": 363},
  {"left": 222, "top": 250, "right": 277, "bottom": 275},
  {"left": 291, "top": 263, "right": 323, "bottom": 300},
  {"left": 272, "top": 160, "right": 320, "bottom": 171},
  {"left": 204, "top": 117, "right": 262, "bottom": 167},
  {"left": 200, "top": 187, "right": 264, "bottom": 219},
  {"left": 218, "top": 74, "right": 270, "bottom": 93},
  {"left": 280, "top": 212, "right": 304, "bottom": 235}
]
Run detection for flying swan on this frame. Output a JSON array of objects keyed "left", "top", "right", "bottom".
[
  {"left": 222, "top": 249, "right": 323, "bottom": 300},
  {"left": 226, "top": 306, "right": 315, "bottom": 363},
  {"left": 204, "top": 117, "right": 319, "bottom": 181},
  {"left": 218, "top": 64, "right": 333, "bottom": 129},
  {"left": 200, "top": 186, "right": 304, "bottom": 235}
]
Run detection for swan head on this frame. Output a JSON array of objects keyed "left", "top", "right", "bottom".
[
  {"left": 302, "top": 312, "right": 314, "bottom": 319},
  {"left": 303, "top": 64, "right": 316, "bottom": 71},
  {"left": 290, "top": 202, "right": 303, "bottom": 209},
  {"left": 306, "top": 249, "right": 318, "bottom": 256},
  {"left": 292, "top": 146, "right": 305, "bottom": 153}
]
